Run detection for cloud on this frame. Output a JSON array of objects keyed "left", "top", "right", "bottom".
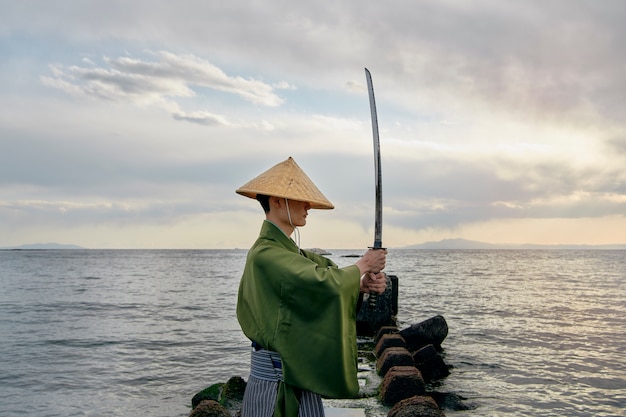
[
  {"left": 40, "top": 51, "right": 287, "bottom": 126},
  {"left": 345, "top": 80, "right": 365, "bottom": 94},
  {"left": 3, "top": 0, "right": 626, "bottom": 247},
  {"left": 172, "top": 110, "right": 231, "bottom": 127},
  {"left": 272, "top": 81, "right": 296, "bottom": 90},
  {"left": 606, "top": 135, "right": 626, "bottom": 158},
  {"left": 13, "top": 2, "right": 626, "bottom": 131},
  {"left": 316, "top": 142, "right": 626, "bottom": 236}
]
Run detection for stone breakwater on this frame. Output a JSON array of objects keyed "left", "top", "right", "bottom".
[{"left": 188, "top": 315, "right": 475, "bottom": 417}]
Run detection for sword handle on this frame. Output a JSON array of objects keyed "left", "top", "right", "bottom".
[{"left": 366, "top": 246, "right": 386, "bottom": 306}]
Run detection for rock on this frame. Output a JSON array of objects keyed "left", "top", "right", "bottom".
[
  {"left": 399, "top": 315, "right": 448, "bottom": 352},
  {"left": 430, "top": 392, "right": 476, "bottom": 411},
  {"left": 375, "top": 333, "right": 407, "bottom": 357},
  {"left": 307, "top": 248, "right": 332, "bottom": 255},
  {"left": 387, "top": 395, "right": 445, "bottom": 417},
  {"left": 357, "top": 274, "right": 398, "bottom": 336},
  {"left": 412, "top": 344, "right": 439, "bottom": 364},
  {"left": 375, "top": 326, "right": 399, "bottom": 344},
  {"left": 379, "top": 366, "right": 426, "bottom": 406},
  {"left": 376, "top": 347, "right": 414, "bottom": 377},
  {"left": 192, "top": 383, "right": 223, "bottom": 409},
  {"left": 192, "top": 377, "right": 246, "bottom": 414},
  {"left": 220, "top": 376, "right": 246, "bottom": 409},
  {"left": 189, "top": 400, "right": 230, "bottom": 417},
  {"left": 412, "top": 345, "right": 450, "bottom": 382}
]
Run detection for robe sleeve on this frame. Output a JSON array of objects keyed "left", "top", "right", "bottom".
[{"left": 261, "top": 244, "right": 361, "bottom": 398}]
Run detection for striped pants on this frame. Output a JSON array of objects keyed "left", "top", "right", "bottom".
[{"left": 241, "top": 348, "right": 325, "bottom": 417}]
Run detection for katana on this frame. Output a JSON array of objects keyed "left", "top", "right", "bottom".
[
  {"left": 365, "top": 68, "right": 384, "bottom": 307},
  {"left": 365, "top": 68, "right": 384, "bottom": 252}
]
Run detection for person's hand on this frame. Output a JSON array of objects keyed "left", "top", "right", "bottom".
[
  {"left": 355, "top": 248, "right": 387, "bottom": 276},
  {"left": 360, "top": 272, "right": 387, "bottom": 294}
]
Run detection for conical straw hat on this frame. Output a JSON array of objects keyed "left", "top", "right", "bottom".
[{"left": 236, "top": 157, "right": 334, "bottom": 209}]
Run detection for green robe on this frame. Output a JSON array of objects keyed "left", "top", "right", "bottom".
[{"left": 237, "top": 220, "right": 361, "bottom": 416}]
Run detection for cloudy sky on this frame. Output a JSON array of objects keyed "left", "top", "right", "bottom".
[{"left": 1, "top": 0, "right": 625, "bottom": 249}]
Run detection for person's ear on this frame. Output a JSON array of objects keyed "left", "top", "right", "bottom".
[{"left": 270, "top": 196, "right": 282, "bottom": 209}]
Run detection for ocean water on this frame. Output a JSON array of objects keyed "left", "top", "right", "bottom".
[{"left": 0, "top": 249, "right": 624, "bottom": 417}]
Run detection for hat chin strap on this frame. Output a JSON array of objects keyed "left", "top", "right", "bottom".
[{"left": 285, "top": 199, "right": 301, "bottom": 254}]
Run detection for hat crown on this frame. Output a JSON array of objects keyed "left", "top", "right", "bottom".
[{"left": 236, "top": 157, "right": 334, "bottom": 209}]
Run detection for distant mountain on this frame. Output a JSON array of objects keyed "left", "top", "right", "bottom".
[
  {"left": 0, "top": 243, "right": 86, "bottom": 250},
  {"left": 402, "top": 238, "right": 498, "bottom": 249},
  {"left": 401, "top": 238, "right": 626, "bottom": 250}
]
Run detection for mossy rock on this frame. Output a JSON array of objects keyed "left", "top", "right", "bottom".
[
  {"left": 189, "top": 400, "right": 230, "bottom": 417},
  {"left": 192, "top": 383, "right": 224, "bottom": 409},
  {"left": 219, "top": 376, "right": 247, "bottom": 409}
]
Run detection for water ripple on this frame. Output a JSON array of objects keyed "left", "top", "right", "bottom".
[{"left": 1, "top": 249, "right": 624, "bottom": 417}]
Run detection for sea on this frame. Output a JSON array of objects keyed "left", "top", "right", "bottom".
[{"left": 0, "top": 249, "right": 624, "bottom": 417}]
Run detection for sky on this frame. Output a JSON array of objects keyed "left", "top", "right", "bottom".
[{"left": 1, "top": 0, "right": 626, "bottom": 249}]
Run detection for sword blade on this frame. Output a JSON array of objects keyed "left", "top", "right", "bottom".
[{"left": 365, "top": 68, "right": 383, "bottom": 249}]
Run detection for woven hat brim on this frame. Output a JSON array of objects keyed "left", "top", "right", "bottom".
[{"left": 236, "top": 157, "right": 334, "bottom": 210}]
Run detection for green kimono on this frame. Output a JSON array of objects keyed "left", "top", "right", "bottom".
[{"left": 237, "top": 220, "right": 362, "bottom": 416}]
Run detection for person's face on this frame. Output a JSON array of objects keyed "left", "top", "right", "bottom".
[
  {"left": 284, "top": 199, "right": 311, "bottom": 227},
  {"left": 270, "top": 197, "right": 311, "bottom": 228}
]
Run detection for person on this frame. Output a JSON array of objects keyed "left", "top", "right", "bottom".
[{"left": 235, "top": 156, "right": 387, "bottom": 417}]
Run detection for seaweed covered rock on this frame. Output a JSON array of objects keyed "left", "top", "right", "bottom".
[
  {"left": 375, "top": 326, "right": 400, "bottom": 344},
  {"left": 376, "top": 347, "right": 414, "bottom": 377},
  {"left": 192, "top": 383, "right": 223, "bottom": 409},
  {"left": 189, "top": 400, "right": 230, "bottom": 417},
  {"left": 388, "top": 395, "right": 445, "bottom": 417},
  {"left": 375, "top": 333, "right": 407, "bottom": 357},
  {"left": 192, "top": 376, "right": 247, "bottom": 415},
  {"left": 220, "top": 376, "right": 246, "bottom": 409},
  {"left": 379, "top": 366, "right": 425, "bottom": 406}
]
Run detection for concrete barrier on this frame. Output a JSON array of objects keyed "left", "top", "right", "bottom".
[
  {"left": 379, "top": 365, "right": 426, "bottom": 405},
  {"left": 376, "top": 346, "right": 415, "bottom": 377}
]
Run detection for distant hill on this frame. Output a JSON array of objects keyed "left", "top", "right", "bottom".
[
  {"left": 401, "top": 238, "right": 626, "bottom": 250},
  {"left": 0, "top": 243, "right": 86, "bottom": 250}
]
